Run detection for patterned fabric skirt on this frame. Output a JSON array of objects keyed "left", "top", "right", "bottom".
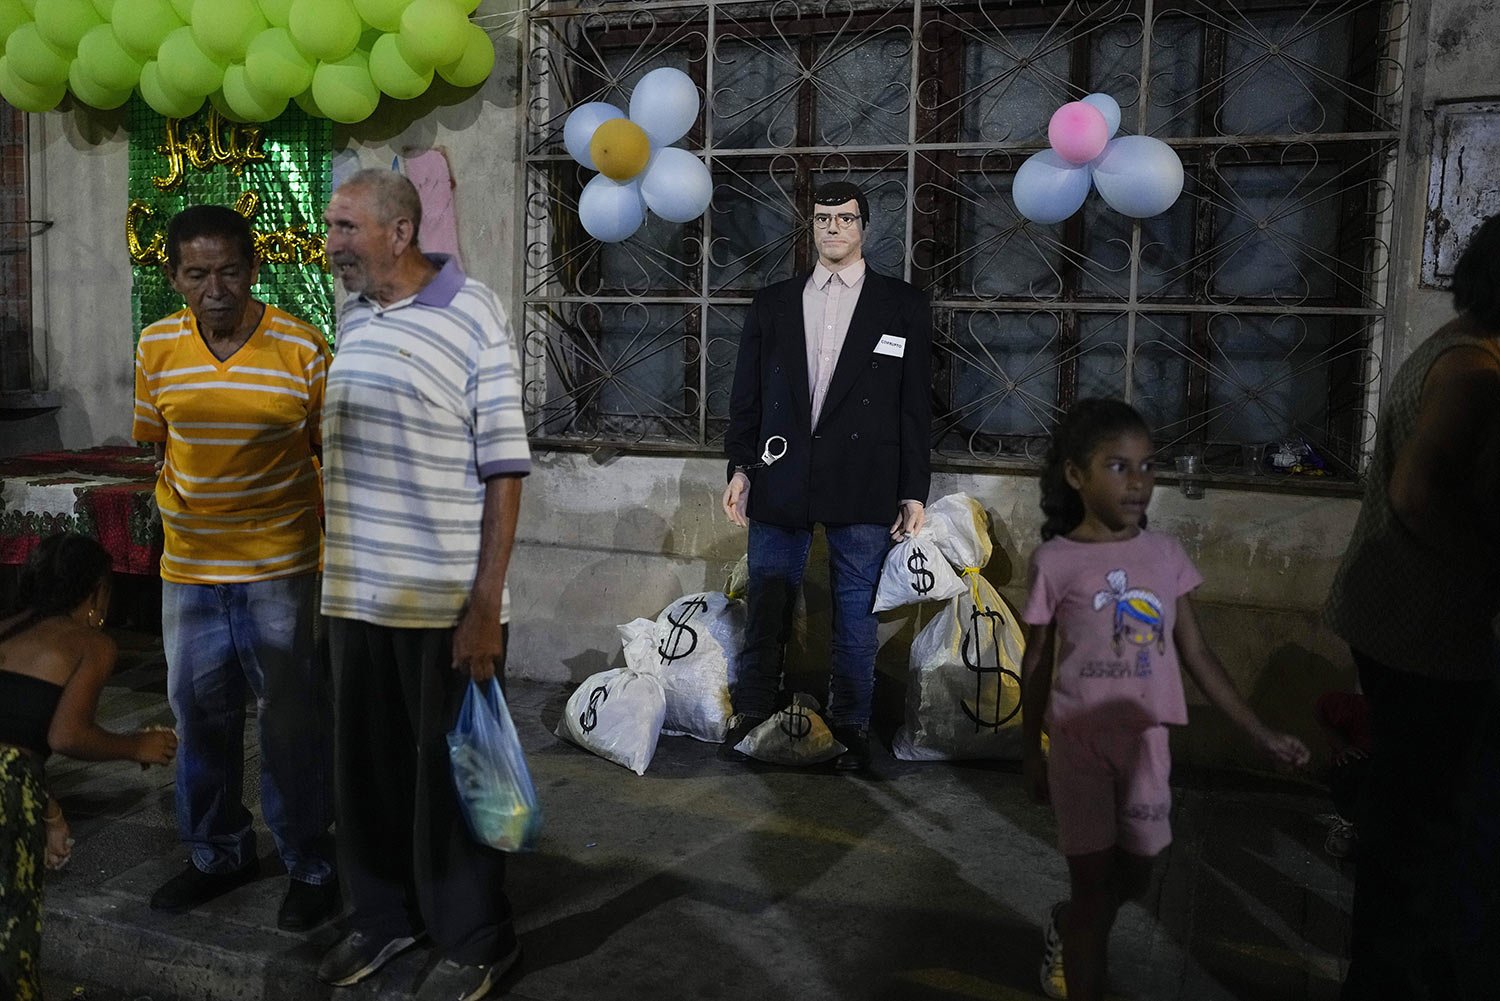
[{"left": 0, "top": 745, "right": 46, "bottom": 1001}]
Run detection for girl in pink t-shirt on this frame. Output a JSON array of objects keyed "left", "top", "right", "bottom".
[{"left": 1019, "top": 399, "right": 1308, "bottom": 1001}]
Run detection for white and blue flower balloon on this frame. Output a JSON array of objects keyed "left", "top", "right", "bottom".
[
  {"left": 564, "top": 67, "right": 714, "bottom": 243},
  {"left": 1012, "top": 93, "right": 1185, "bottom": 224}
]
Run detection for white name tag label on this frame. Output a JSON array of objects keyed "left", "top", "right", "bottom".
[{"left": 874, "top": 334, "right": 906, "bottom": 358}]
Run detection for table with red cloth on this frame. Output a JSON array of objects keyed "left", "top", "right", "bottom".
[{"left": 0, "top": 445, "right": 162, "bottom": 575}]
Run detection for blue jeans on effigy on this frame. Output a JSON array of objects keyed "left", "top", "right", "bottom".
[
  {"left": 162, "top": 573, "right": 334, "bottom": 885},
  {"left": 732, "top": 520, "right": 891, "bottom": 727}
]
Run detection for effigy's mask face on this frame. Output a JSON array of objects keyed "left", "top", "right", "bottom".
[{"left": 812, "top": 199, "right": 865, "bottom": 267}]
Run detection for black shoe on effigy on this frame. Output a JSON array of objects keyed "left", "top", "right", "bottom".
[
  {"left": 416, "top": 944, "right": 522, "bottom": 1001},
  {"left": 718, "top": 713, "right": 767, "bottom": 762},
  {"left": 277, "top": 877, "right": 341, "bottom": 932},
  {"left": 148, "top": 861, "right": 258, "bottom": 913},
  {"left": 831, "top": 725, "right": 872, "bottom": 773},
  {"left": 318, "top": 929, "right": 422, "bottom": 987}
]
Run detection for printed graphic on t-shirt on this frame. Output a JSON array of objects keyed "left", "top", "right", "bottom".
[
  {"left": 1123, "top": 800, "right": 1171, "bottom": 822},
  {"left": 1091, "top": 569, "right": 1165, "bottom": 677}
]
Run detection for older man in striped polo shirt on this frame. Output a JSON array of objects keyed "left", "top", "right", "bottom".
[
  {"left": 133, "top": 205, "right": 337, "bottom": 931},
  {"left": 315, "top": 169, "right": 530, "bottom": 1001}
]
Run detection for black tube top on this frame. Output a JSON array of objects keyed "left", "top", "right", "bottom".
[{"left": 0, "top": 671, "right": 64, "bottom": 756}]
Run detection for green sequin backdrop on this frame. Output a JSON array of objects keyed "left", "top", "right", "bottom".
[{"left": 127, "top": 100, "right": 334, "bottom": 343}]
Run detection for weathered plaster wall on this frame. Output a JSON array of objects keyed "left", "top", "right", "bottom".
[{"left": 1386, "top": 0, "right": 1500, "bottom": 362}]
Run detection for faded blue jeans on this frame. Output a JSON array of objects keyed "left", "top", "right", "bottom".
[
  {"left": 732, "top": 521, "right": 891, "bottom": 727},
  {"left": 162, "top": 573, "right": 334, "bottom": 885}
]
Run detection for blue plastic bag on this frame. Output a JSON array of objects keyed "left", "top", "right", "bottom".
[{"left": 447, "top": 678, "right": 542, "bottom": 852}]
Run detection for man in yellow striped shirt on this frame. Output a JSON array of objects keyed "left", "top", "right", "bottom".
[{"left": 132, "top": 205, "right": 337, "bottom": 932}]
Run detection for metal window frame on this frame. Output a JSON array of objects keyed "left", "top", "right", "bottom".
[{"left": 517, "top": 0, "right": 1408, "bottom": 484}]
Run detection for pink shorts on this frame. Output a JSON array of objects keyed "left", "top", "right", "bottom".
[{"left": 1047, "top": 724, "right": 1173, "bottom": 858}]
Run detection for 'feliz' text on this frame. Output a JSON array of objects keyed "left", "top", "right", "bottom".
[{"left": 153, "top": 111, "right": 270, "bottom": 191}]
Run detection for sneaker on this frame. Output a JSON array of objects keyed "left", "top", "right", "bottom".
[
  {"left": 416, "top": 944, "right": 522, "bottom": 1001},
  {"left": 719, "top": 713, "right": 767, "bottom": 762},
  {"left": 149, "top": 861, "right": 258, "bottom": 913},
  {"left": 277, "top": 878, "right": 341, "bottom": 932},
  {"left": 831, "top": 725, "right": 871, "bottom": 773},
  {"left": 1040, "top": 901, "right": 1067, "bottom": 999},
  {"left": 317, "top": 929, "right": 422, "bottom": 987}
]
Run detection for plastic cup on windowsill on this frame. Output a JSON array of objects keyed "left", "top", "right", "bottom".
[{"left": 1175, "top": 454, "right": 1204, "bottom": 499}]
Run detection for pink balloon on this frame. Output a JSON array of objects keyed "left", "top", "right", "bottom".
[{"left": 1048, "top": 102, "right": 1109, "bottom": 165}]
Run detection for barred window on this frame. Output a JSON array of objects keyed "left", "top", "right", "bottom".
[{"left": 520, "top": 0, "right": 1404, "bottom": 480}]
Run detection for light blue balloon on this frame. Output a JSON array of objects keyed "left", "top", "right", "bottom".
[
  {"left": 1011, "top": 149, "right": 1091, "bottom": 224},
  {"left": 1082, "top": 92, "right": 1121, "bottom": 138},
  {"left": 578, "top": 174, "right": 645, "bottom": 242},
  {"left": 1090, "top": 135, "right": 1184, "bottom": 218},
  {"left": 639, "top": 147, "right": 712, "bottom": 223},
  {"left": 629, "top": 66, "right": 698, "bottom": 146},
  {"left": 564, "top": 101, "right": 625, "bottom": 170}
]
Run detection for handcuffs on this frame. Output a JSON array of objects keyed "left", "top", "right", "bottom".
[{"left": 738, "top": 435, "right": 788, "bottom": 472}]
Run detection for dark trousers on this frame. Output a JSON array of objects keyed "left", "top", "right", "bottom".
[
  {"left": 1341, "top": 650, "right": 1490, "bottom": 1001},
  {"left": 733, "top": 520, "right": 890, "bottom": 727},
  {"left": 329, "top": 617, "right": 516, "bottom": 966}
]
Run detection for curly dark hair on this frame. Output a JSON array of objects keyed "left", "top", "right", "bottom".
[
  {"left": 0, "top": 533, "right": 112, "bottom": 642},
  {"left": 1039, "top": 398, "right": 1152, "bottom": 541},
  {"left": 1453, "top": 214, "right": 1500, "bottom": 330}
]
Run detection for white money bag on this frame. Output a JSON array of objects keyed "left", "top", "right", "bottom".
[
  {"left": 922, "top": 493, "right": 995, "bottom": 573},
  {"left": 556, "top": 667, "right": 667, "bottom": 775},
  {"left": 735, "top": 693, "right": 846, "bottom": 766},
  {"left": 647, "top": 591, "right": 745, "bottom": 742},
  {"left": 893, "top": 492, "right": 1029, "bottom": 761},
  {"left": 873, "top": 530, "right": 967, "bottom": 611}
]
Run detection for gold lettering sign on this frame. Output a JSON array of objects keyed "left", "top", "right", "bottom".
[
  {"left": 152, "top": 111, "right": 270, "bottom": 191},
  {"left": 126, "top": 190, "right": 328, "bottom": 269}
]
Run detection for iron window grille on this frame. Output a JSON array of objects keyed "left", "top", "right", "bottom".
[{"left": 519, "top": 0, "right": 1407, "bottom": 482}]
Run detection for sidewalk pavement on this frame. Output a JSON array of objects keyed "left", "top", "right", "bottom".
[{"left": 42, "top": 629, "right": 1352, "bottom": 1001}]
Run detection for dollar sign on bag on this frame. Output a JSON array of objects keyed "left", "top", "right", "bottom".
[
  {"left": 780, "top": 701, "right": 812, "bottom": 741},
  {"left": 961, "top": 606, "right": 1022, "bottom": 731},
  {"left": 907, "top": 546, "right": 936, "bottom": 594},
  {"left": 658, "top": 596, "right": 708, "bottom": 664},
  {"left": 580, "top": 685, "right": 609, "bottom": 733}
]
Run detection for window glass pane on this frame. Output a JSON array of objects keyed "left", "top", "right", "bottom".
[
  {"left": 960, "top": 27, "right": 1066, "bottom": 145},
  {"left": 1074, "top": 313, "right": 1193, "bottom": 439},
  {"left": 594, "top": 215, "right": 700, "bottom": 296},
  {"left": 712, "top": 36, "right": 801, "bottom": 149},
  {"left": 1141, "top": 15, "right": 1205, "bottom": 139},
  {"left": 705, "top": 304, "right": 748, "bottom": 433},
  {"left": 813, "top": 28, "right": 912, "bottom": 146},
  {"left": 953, "top": 160, "right": 1066, "bottom": 299},
  {"left": 941, "top": 309, "right": 1061, "bottom": 443},
  {"left": 1210, "top": 161, "right": 1343, "bottom": 302},
  {"left": 1080, "top": 192, "right": 1196, "bottom": 300},
  {"left": 1220, "top": 11, "right": 1354, "bottom": 135},
  {"left": 708, "top": 165, "right": 800, "bottom": 293},
  {"left": 1204, "top": 313, "right": 1338, "bottom": 448},
  {"left": 849, "top": 168, "right": 910, "bottom": 278}
]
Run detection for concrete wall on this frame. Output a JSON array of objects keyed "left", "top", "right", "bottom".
[
  {"left": 7, "top": 1, "right": 1497, "bottom": 769},
  {"left": 1385, "top": 0, "right": 1500, "bottom": 360}
]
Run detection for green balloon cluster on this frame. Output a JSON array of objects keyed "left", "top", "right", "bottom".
[{"left": 0, "top": 0, "right": 495, "bottom": 122}]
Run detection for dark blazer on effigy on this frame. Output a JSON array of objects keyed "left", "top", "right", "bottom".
[{"left": 725, "top": 267, "right": 932, "bottom": 529}]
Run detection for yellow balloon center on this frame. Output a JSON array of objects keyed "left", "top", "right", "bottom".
[{"left": 589, "top": 118, "right": 651, "bottom": 182}]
